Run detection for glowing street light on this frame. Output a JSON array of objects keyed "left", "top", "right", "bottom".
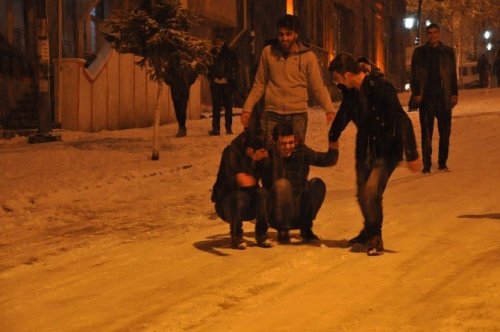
[
  {"left": 484, "top": 30, "right": 492, "bottom": 39},
  {"left": 404, "top": 17, "right": 416, "bottom": 29},
  {"left": 425, "top": 20, "right": 432, "bottom": 27},
  {"left": 486, "top": 43, "right": 493, "bottom": 51}
]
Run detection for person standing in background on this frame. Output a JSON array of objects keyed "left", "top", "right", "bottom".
[
  {"left": 208, "top": 34, "right": 239, "bottom": 136},
  {"left": 411, "top": 23, "right": 458, "bottom": 173}
]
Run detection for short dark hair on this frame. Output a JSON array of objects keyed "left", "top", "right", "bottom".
[
  {"left": 272, "top": 123, "right": 294, "bottom": 141},
  {"left": 328, "top": 52, "right": 361, "bottom": 75},
  {"left": 277, "top": 14, "right": 300, "bottom": 32},
  {"left": 426, "top": 23, "right": 440, "bottom": 31},
  {"left": 242, "top": 130, "right": 267, "bottom": 150}
]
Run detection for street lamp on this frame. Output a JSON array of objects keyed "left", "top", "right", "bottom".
[
  {"left": 404, "top": 17, "right": 416, "bottom": 30},
  {"left": 484, "top": 30, "right": 492, "bottom": 40}
]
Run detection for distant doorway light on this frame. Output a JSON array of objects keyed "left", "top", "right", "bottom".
[
  {"left": 404, "top": 17, "right": 415, "bottom": 29},
  {"left": 287, "top": 0, "right": 294, "bottom": 14}
]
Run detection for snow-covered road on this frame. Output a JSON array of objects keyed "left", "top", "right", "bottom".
[{"left": 1, "top": 88, "right": 499, "bottom": 331}]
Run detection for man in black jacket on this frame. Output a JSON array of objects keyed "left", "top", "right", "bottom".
[
  {"left": 211, "top": 130, "right": 271, "bottom": 249},
  {"left": 329, "top": 53, "right": 421, "bottom": 256},
  {"left": 208, "top": 34, "right": 239, "bottom": 136},
  {"left": 262, "top": 123, "right": 338, "bottom": 244},
  {"left": 163, "top": 54, "right": 197, "bottom": 137},
  {"left": 411, "top": 23, "right": 458, "bottom": 173}
]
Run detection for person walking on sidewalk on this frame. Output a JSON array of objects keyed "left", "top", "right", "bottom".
[
  {"left": 163, "top": 54, "right": 198, "bottom": 137},
  {"left": 208, "top": 34, "right": 239, "bottom": 136},
  {"left": 328, "top": 53, "right": 421, "bottom": 256},
  {"left": 241, "top": 14, "right": 335, "bottom": 144},
  {"left": 411, "top": 23, "right": 458, "bottom": 173}
]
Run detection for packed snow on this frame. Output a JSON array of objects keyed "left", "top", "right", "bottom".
[{"left": 1, "top": 88, "right": 499, "bottom": 331}]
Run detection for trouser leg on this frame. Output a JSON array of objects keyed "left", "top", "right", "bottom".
[
  {"left": 210, "top": 83, "right": 222, "bottom": 132},
  {"left": 272, "top": 178, "right": 294, "bottom": 231},
  {"left": 171, "top": 82, "right": 189, "bottom": 129},
  {"left": 435, "top": 100, "right": 452, "bottom": 168},
  {"left": 222, "top": 85, "right": 233, "bottom": 131},
  {"left": 299, "top": 178, "right": 326, "bottom": 231},
  {"left": 356, "top": 159, "right": 397, "bottom": 237},
  {"left": 254, "top": 188, "right": 270, "bottom": 240},
  {"left": 419, "top": 100, "right": 436, "bottom": 169},
  {"left": 215, "top": 190, "right": 252, "bottom": 238}
]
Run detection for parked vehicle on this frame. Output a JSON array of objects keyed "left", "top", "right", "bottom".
[{"left": 460, "top": 61, "right": 479, "bottom": 88}]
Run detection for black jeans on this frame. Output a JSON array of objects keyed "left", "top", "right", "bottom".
[
  {"left": 210, "top": 82, "right": 233, "bottom": 132},
  {"left": 170, "top": 80, "right": 191, "bottom": 129},
  {"left": 356, "top": 159, "right": 398, "bottom": 237},
  {"left": 270, "top": 178, "right": 326, "bottom": 231},
  {"left": 215, "top": 188, "right": 269, "bottom": 240},
  {"left": 419, "top": 96, "right": 452, "bottom": 169}
]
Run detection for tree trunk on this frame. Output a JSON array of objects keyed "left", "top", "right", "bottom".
[{"left": 151, "top": 82, "right": 163, "bottom": 160}]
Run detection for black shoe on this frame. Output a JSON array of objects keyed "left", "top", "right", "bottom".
[
  {"left": 176, "top": 127, "right": 186, "bottom": 137},
  {"left": 300, "top": 229, "right": 320, "bottom": 243},
  {"left": 231, "top": 237, "right": 247, "bottom": 250},
  {"left": 226, "top": 128, "right": 233, "bottom": 135},
  {"left": 277, "top": 230, "right": 290, "bottom": 244},
  {"left": 438, "top": 165, "right": 449, "bottom": 172},
  {"left": 422, "top": 167, "right": 431, "bottom": 174},
  {"left": 367, "top": 235, "right": 384, "bottom": 256},
  {"left": 348, "top": 229, "right": 370, "bottom": 246},
  {"left": 208, "top": 129, "right": 220, "bottom": 136},
  {"left": 256, "top": 236, "right": 273, "bottom": 248}
]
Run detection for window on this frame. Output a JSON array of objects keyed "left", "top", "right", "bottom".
[
  {"left": 84, "top": 0, "right": 107, "bottom": 64},
  {"left": 12, "top": 0, "right": 26, "bottom": 52}
]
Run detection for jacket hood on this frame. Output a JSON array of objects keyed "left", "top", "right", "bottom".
[{"left": 271, "top": 41, "right": 311, "bottom": 58}]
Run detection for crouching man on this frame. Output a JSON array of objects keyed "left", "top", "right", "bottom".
[
  {"left": 262, "top": 123, "right": 339, "bottom": 243},
  {"left": 211, "top": 130, "right": 272, "bottom": 250}
]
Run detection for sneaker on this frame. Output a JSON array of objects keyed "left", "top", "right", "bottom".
[
  {"left": 176, "top": 127, "right": 186, "bottom": 137},
  {"left": 208, "top": 129, "right": 220, "bottom": 136},
  {"left": 277, "top": 230, "right": 290, "bottom": 244},
  {"left": 422, "top": 167, "right": 431, "bottom": 174},
  {"left": 348, "top": 229, "right": 370, "bottom": 246},
  {"left": 300, "top": 229, "right": 320, "bottom": 243},
  {"left": 256, "top": 237, "right": 273, "bottom": 248},
  {"left": 367, "top": 235, "right": 384, "bottom": 256},
  {"left": 231, "top": 237, "right": 247, "bottom": 250}
]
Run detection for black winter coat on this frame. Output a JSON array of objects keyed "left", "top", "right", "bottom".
[
  {"left": 208, "top": 44, "right": 239, "bottom": 89},
  {"left": 329, "top": 74, "right": 419, "bottom": 166},
  {"left": 211, "top": 133, "right": 264, "bottom": 203},
  {"left": 411, "top": 42, "right": 458, "bottom": 109}
]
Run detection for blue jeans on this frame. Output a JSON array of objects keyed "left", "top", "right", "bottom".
[
  {"left": 262, "top": 111, "right": 308, "bottom": 145},
  {"left": 215, "top": 188, "right": 270, "bottom": 240},
  {"left": 356, "top": 159, "right": 398, "bottom": 237}
]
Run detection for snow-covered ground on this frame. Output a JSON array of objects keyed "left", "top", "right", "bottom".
[{"left": 1, "top": 88, "right": 499, "bottom": 331}]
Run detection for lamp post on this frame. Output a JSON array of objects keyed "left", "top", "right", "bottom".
[
  {"left": 415, "top": 0, "right": 423, "bottom": 45},
  {"left": 29, "top": 0, "right": 60, "bottom": 143}
]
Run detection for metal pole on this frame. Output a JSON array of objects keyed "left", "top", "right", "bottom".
[
  {"left": 57, "top": 0, "right": 63, "bottom": 125},
  {"left": 29, "top": 0, "right": 60, "bottom": 143},
  {"left": 415, "top": 0, "right": 423, "bottom": 45}
]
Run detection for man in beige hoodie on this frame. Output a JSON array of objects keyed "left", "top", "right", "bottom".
[{"left": 241, "top": 14, "right": 335, "bottom": 144}]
